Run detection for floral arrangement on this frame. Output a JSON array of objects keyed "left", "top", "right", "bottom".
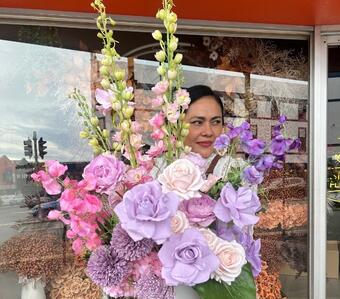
[{"left": 31, "top": 0, "right": 301, "bottom": 298}]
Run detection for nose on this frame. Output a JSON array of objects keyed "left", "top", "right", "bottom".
[{"left": 201, "top": 122, "right": 213, "bottom": 137}]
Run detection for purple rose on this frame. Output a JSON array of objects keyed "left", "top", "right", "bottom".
[
  {"left": 158, "top": 228, "right": 219, "bottom": 286},
  {"left": 241, "top": 139, "right": 265, "bottom": 156},
  {"left": 114, "top": 180, "right": 179, "bottom": 244},
  {"left": 214, "top": 183, "right": 261, "bottom": 229},
  {"left": 83, "top": 154, "right": 125, "bottom": 195},
  {"left": 214, "top": 134, "right": 230, "bottom": 150},
  {"left": 242, "top": 166, "right": 264, "bottom": 185},
  {"left": 179, "top": 194, "right": 216, "bottom": 227}
]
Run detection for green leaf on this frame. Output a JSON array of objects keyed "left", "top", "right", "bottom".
[{"left": 193, "top": 263, "right": 256, "bottom": 299}]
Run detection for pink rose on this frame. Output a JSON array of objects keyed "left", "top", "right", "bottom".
[
  {"left": 158, "top": 159, "right": 205, "bottom": 200},
  {"left": 179, "top": 194, "right": 216, "bottom": 227},
  {"left": 82, "top": 154, "right": 125, "bottom": 195},
  {"left": 211, "top": 240, "right": 247, "bottom": 285}
]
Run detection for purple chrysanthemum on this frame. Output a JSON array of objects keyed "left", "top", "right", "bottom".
[
  {"left": 87, "top": 245, "right": 131, "bottom": 288},
  {"left": 135, "top": 273, "right": 174, "bottom": 299},
  {"left": 111, "top": 224, "right": 155, "bottom": 261}
]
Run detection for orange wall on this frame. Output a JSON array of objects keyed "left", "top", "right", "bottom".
[{"left": 1, "top": 0, "right": 340, "bottom": 25}]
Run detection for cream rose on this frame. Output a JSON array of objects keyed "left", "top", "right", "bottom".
[
  {"left": 198, "top": 228, "right": 219, "bottom": 251},
  {"left": 171, "top": 210, "right": 190, "bottom": 233},
  {"left": 158, "top": 159, "right": 204, "bottom": 200},
  {"left": 211, "top": 240, "right": 247, "bottom": 285}
]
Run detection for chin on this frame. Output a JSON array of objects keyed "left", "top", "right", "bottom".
[{"left": 198, "top": 149, "right": 213, "bottom": 158}]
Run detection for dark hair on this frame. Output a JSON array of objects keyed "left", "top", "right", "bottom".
[{"left": 187, "top": 85, "right": 225, "bottom": 123}]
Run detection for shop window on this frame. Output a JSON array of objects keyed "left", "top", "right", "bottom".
[{"left": 0, "top": 24, "right": 309, "bottom": 299}]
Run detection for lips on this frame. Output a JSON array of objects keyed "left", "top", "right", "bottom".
[{"left": 197, "top": 141, "right": 213, "bottom": 148}]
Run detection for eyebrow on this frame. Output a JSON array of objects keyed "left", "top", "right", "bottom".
[{"left": 189, "top": 116, "right": 222, "bottom": 121}]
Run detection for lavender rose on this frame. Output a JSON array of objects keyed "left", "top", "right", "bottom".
[
  {"left": 158, "top": 228, "right": 219, "bottom": 286},
  {"left": 83, "top": 154, "right": 125, "bottom": 195},
  {"left": 214, "top": 183, "right": 261, "bottom": 229},
  {"left": 114, "top": 180, "right": 179, "bottom": 244},
  {"left": 179, "top": 194, "right": 216, "bottom": 227}
]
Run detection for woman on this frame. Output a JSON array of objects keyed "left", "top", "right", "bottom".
[{"left": 153, "top": 85, "right": 243, "bottom": 179}]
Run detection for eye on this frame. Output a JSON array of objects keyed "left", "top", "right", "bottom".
[
  {"left": 211, "top": 119, "right": 222, "bottom": 126},
  {"left": 191, "top": 120, "right": 202, "bottom": 126}
]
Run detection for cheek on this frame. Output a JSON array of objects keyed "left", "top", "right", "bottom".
[
  {"left": 212, "top": 125, "right": 223, "bottom": 137},
  {"left": 185, "top": 127, "right": 200, "bottom": 145}
]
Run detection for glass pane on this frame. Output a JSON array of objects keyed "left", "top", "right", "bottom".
[
  {"left": 0, "top": 25, "right": 309, "bottom": 298},
  {"left": 0, "top": 26, "right": 95, "bottom": 297},
  {"left": 327, "top": 45, "right": 340, "bottom": 298}
]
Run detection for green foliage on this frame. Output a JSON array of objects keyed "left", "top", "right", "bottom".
[
  {"left": 97, "top": 213, "right": 119, "bottom": 244},
  {"left": 226, "top": 166, "right": 243, "bottom": 189},
  {"left": 193, "top": 263, "right": 256, "bottom": 299}
]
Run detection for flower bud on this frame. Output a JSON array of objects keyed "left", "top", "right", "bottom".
[
  {"left": 157, "top": 65, "right": 166, "bottom": 76},
  {"left": 99, "top": 65, "right": 109, "bottom": 76},
  {"left": 102, "top": 57, "right": 112, "bottom": 66},
  {"left": 181, "top": 128, "right": 189, "bottom": 137},
  {"left": 168, "top": 12, "right": 177, "bottom": 23},
  {"left": 102, "top": 129, "right": 110, "bottom": 138},
  {"left": 79, "top": 131, "right": 89, "bottom": 138},
  {"left": 122, "top": 106, "right": 134, "bottom": 118},
  {"left": 101, "top": 78, "right": 110, "bottom": 89},
  {"left": 152, "top": 30, "right": 162, "bottom": 41},
  {"left": 90, "top": 117, "right": 99, "bottom": 126},
  {"left": 183, "top": 122, "right": 190, "bottom": 129},
  {"left": 168, "top": 23, "right": 177, "bottom": 34},
  {"left": 176, "top": 140, "right": 183, "bottom": 148},
  {"left": 97, "top": 32, "right": 104, "bottom": 39},
  {"left": 122, "top": 90, "right": 133, "bottom": 101},
  {"left": 109, "top": 18, "right": 116, "bottom": 27},
  {"left": 93, "top": 146, "right": 102, "bottom": 155},
  {"left": 184, "top": 146, "right": 192, "bottom": 153},
  {"left": 174, "top": 53, "right": 183, "bottom": 64},
  {"left": 169, "top": 38, "right": 178, "bottom": 51},
  {"left": 89, "top": 138, "right": 99, "bottom": 146},
  {"left": 167, "top": 70, "right": 177, "bottom": 80},
  {"left": 112, "top": 101, "right": 121, "bottom": 111},
  {"left": 121, "top": 120, "right": 131, "bottom": 131},
  {"left": 155, "top": 50, "right": 166, "bottom": 62},
  {"left": 156, "top": 9, "right": 166, "bottom": 20},
  {"left": 114, "top": 69, "right": 125, "bottom": 81}
]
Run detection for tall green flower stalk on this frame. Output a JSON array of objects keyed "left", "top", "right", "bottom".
[
  {"left": 152, "top": 0, "right": 190, "bottom": 163},
  {"left": 71, "top": 0, "right": 137, "bottom": 167}
]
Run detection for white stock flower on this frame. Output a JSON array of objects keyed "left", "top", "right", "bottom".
[
  {"left": 211, "top": 240, "right": 247, "bottom": 285},
  {"left": 158, "top": 159, "right": 205, "bottom": 200},
  {"left": 171, "top": 210, "right": 190, "bottom": 233}
]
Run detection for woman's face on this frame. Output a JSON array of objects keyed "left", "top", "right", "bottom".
[{"left": 184, "top": 96, "right": 223, "bottom": 158}]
